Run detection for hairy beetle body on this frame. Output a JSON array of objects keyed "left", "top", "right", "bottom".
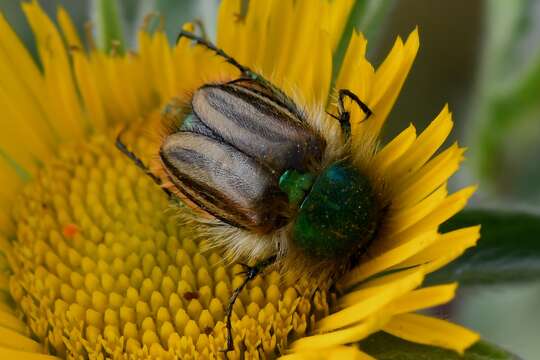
[
  {"left": 158, "top": 79, "right": 382, "bottom": 270},
  {"left": 117, "top": 31, "right": 383, "bottom": 352}
]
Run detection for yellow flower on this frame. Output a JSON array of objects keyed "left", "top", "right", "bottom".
[{"left": 0, "top": 0, "right": 480, "bottom": 359}]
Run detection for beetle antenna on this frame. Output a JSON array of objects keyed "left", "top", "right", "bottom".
[
  {"left": 222, "top": 255, "right": 277, "bottom": 353},
  {"left": 115, "top": 132, "right": 173, "bottom": 198}
]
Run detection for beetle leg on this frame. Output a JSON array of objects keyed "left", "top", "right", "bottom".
[
  {"left": 222, "top": 255, "right": 278, "bottom": 353},
  {"left": 176, "top": 30, "right": 302, "bottom": 118},
  {"left": 338, "top": 89, "right": 372, "bottom": 119},
  {"left": 176, "top": 30, "right": 252, "bottom": 77},
  {"left": 115, "top": 133, "right": 173, "bottom": 198},
  {"left": 336, "top": 89, "right": 373, "bottom": 139},
  {"left": 192, "top": 18, "right": 209, "bottom": 40}
]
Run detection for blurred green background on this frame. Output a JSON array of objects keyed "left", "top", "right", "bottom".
[{"left": 1, "top": 0, "right": 539, "bottom": 358}]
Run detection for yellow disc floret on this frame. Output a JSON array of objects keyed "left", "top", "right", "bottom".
[{"left": 10, "top": 136, "right": 329, "bottom": 359}]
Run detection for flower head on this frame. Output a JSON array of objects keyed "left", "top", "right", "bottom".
[{"left": 0, "top": 0, "right": 480, "bottom": 359}]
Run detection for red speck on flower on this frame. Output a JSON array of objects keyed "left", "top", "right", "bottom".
[{"left": 63, "top": 224, "right": 79, "bottom": 238}]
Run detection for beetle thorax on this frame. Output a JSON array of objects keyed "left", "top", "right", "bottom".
[{"left": 291, "top": 160, "right": 380, "bottom": 260}]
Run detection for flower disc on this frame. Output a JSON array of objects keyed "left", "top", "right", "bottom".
[{"left": 9, "top": 136, "right": 329, "bottom": 359}]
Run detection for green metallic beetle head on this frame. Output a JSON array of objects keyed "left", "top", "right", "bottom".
[{"left": 280, "top": 160, "right": 380, "bottom": 259}]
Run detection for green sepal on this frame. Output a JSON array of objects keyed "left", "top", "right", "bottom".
[
  {"left": 427, "top": 209, "right": 540, "bottom": 285},
  {"left": 359, "top": 332, "right": 520, "bottom": 360}
]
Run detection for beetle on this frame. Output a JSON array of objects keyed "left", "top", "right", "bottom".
[{"left": 116, "top": 30, "right": 384, "bottom": 352}]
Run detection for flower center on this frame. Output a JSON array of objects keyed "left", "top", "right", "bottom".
[{"left": 9, "top": 135, "right": 329, "bottom": 358}]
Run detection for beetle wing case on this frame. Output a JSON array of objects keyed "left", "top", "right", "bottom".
[{"left": 159, "top": 80, "right": 329, "bottom": 229}]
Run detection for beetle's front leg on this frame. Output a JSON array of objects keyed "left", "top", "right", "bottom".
[
  {"left": 222, "top": 255, "right": 278, "bottom": 353},
  {"left": 334, "top": 89, "right": 373, "bottom": 140},
  {"left": 115, "top": 133, "right": 173, "bottom": 199}
]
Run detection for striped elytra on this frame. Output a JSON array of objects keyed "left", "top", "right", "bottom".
[{"left": 159, "top": 80, "right": 326, "bottom": 234}]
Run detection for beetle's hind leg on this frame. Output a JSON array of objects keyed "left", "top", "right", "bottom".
[
  {"left": 115, "top": 133, "right": 173, "bottom": 198},
  {"left": 222, "top": 255, "right": 277, "bottom": 353}
]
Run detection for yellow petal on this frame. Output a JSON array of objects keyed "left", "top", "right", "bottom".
[
  {"left": 0, "top": 13, "right": 54, "bottom": 149},
  {"left": 0, "top": 309, "right": 28, "bottom": 334},
  {"left": 0, "top": 12, "right": 56, "bottom": 166},
  {"left": 23, "top": 1, "right": 86, "bottom": 141},
  {"left": 0, "top": 301, "right": 14, "bottom": 315},
  {"left": 371, "top": 124, "right": 417, "bottom": 176},
  {"left": 385, "top": 105, "right": 453, "bottom": 182},
  {"left": 57, "top": 6, "right": 82, "bottom": 49},
  {"left": 0, "top": 326, "right": 43, "bottom": 353},
  {"left": 216, "top": 0, "right": 239, "bottom": 54},
  {"left": 334, "top": 31, "right": 368, "bottom": 94},
  {"left": 340, "top": 231, "right": 437, "bottom": 287},
  {"left": 385, "top": 183, "right": 447, "bottom": 236},
  {"left": 0, "top": 273, "right": 8, "bottom": 292},
  {"left": 285, "top": 0, "right": 322, "bottom": 100},
  {"left": 291, "top": 315, "right": 387, "bottom": 352},
  {"left": 317, "top": 268, "right": 423, "bottom": 332},
  {"left": 0, "top": 159, "right": 22, "bottom": 233},
  {"left": 388, "top": 283, "right": 458, "bottom": 314},
  {"left": 364, "top": 28, "right": 419, "bottom": 136},
  {"left": 383, "top": 313, "right": 479, "bottom": 354},
  {"left": 322, "top": 0, "right": 355, "bottom": 52},
  {"left": 388, "top": 186, "right": 476, "bottom": 241},
  {"left": 0, "top": 347, "right": 60, "bottom": 359},
  {"left": 311, "top": 30, "right": 333, "bottom": 104},
  {"left": 281, "top": 345, "right": 375, "bottom": 360},
  {"left": 268, "top": 0, "right": 295, "bottom": 84},
  {"left": 398, "top": 226, "right": 481, "bottom": 273},
  {"left": 339, "top": 267, "right": 424, "bottom": 306},
  {"left": 244, "top": 0, "right": 271, "bottom": 69},
  {"left": 392, "top": 144, "right": 465, "bottom": 208},
  {"left": 72, "top": 52, "right": 106, "bottom": 131}
]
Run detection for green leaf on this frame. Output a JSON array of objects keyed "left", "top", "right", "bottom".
[
  {"left": 94, "top": 0, "right": 125, "bottom": 54},
  {"left": 360, "top": 332, "right": 520, "bottom": 360},
  {"left": 332, "top": 0, "right": 396, "bottom": 81},
  {"left": 427, "top": 209, "right": 540, "bottom": 285}
]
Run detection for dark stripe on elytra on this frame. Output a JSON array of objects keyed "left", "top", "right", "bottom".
[
  {"left": 160, "top": 149, "right": 250, "bottom": 229},
  {"left": 166, "top": 145, "right": 263, "bottom": 199},
  {"left": 195, "top": 85, "right": 325, "bottom": 172},
  {"left": 219, "top": 84, "right": 325, "bottom": 153},
  {"left": 225, "top": 78, "right": 304, "bottom": 120},
  {"left": 221, "top": 83, "right": 310, "bottom": 133},
  {"left": 180, "top": 114, "right": 280, "bottom": 189},
  {"left": 160, "top": 132, "right": 283, "bottom": 230},
  {"left": 201, "top": 85, "right": 300, "bottom": 143}
]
